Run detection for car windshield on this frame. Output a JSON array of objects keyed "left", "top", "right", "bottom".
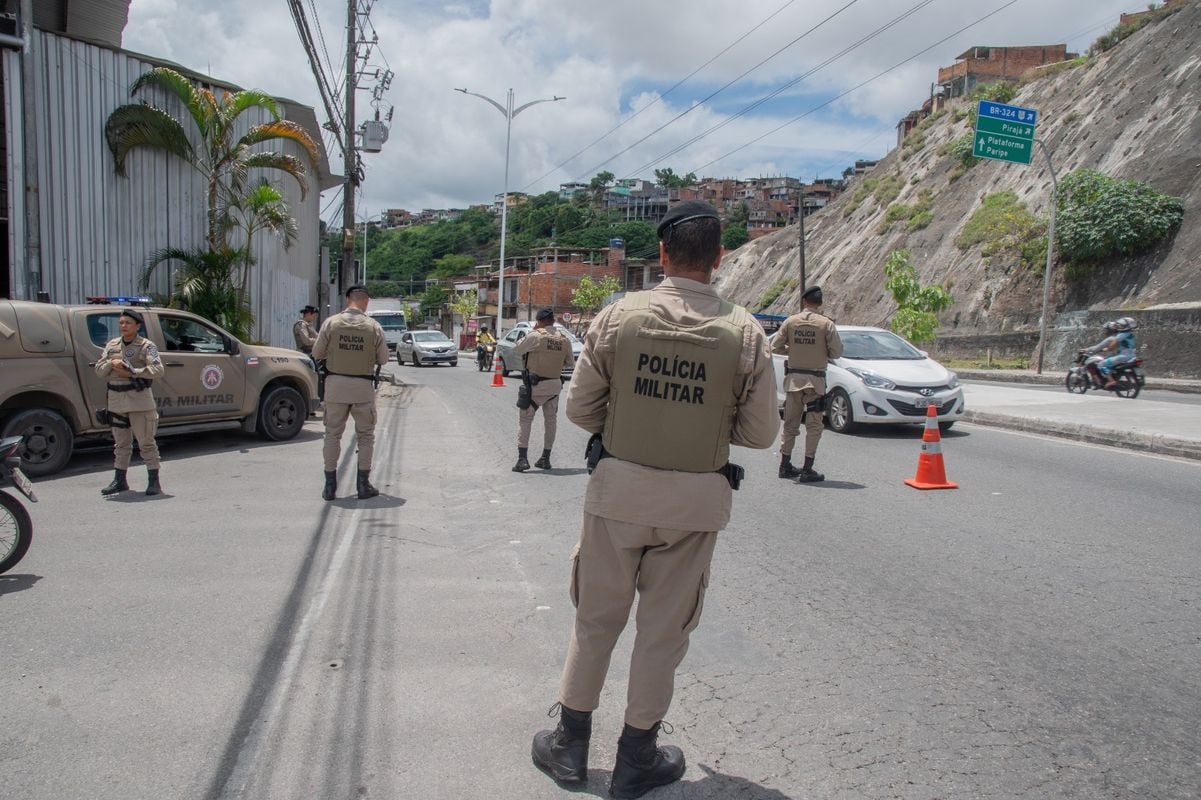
[
  {"left": 839, "top": 331, "right": 924, "bottom": 360},
  {"left": 371, "top": 313, "right": 406, "bottom": 330},
  {"left": 413, "top": 331, "right": 450, "bottom": 342}
]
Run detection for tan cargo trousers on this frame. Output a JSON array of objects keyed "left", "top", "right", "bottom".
[
  {"left": 112, "top": 410, "right": 160, "bottom": 470},
  {"left": 518, "top": 381, "right": 560, "bottom": 449},
  {"left": 323, "top": 401, "right": 376, "bottom": 471},
  {"left": 781, "top": 388, "right": 824, "bottom": 458},
  {"left": 558, "top": 513, "right": 716, "bottom": 729}
]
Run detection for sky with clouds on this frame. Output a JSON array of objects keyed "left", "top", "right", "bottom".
[{"left": 123, "top": 0, "right": 1140, "bottom": 223}]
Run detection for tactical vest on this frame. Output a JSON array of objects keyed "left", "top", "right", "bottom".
[
  {"left": 324, "top": 313, "right": 379, "bottom": 376},
  {"left": 786, "top": 310, "right": 831, "bottom": 372},
  {"left": 524, "top": 329, "right": 569, "bottom": 378},
  {"left": 602, "top": 292, "right": 745, "bottom": 472}
]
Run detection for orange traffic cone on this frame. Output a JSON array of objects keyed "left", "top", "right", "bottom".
[
  {"left": 490, "top": 353, "right": 506, "bottom": 387},
  {"left": 904, "top": 404, "right": 958, "bottom": 490}
]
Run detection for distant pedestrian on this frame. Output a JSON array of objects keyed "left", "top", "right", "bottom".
[
  {"left": 311, "top": 286, "right": 388, "bottom": 500},
  {"left": 94, "top": 308, "right": 165, "bottom": 496},
  {"left": 772, "top": 285, "right": 842, "bottom": 482},
  {"left": 293, "top": 305, "right": 319, "bottom": 354},
  {"left": 530, "top": 200, "right": 779, "bottom": 798},
  {"left": 512, "top": 308, "right": 574, "bottom": 472}
]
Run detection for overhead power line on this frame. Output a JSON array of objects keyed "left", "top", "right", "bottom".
[
  {"left": 520, "top": 0, "right": 800, "bottom": 192},
  {"left": 287, "top": 0, "right": 346, "bottom": 157},
  {"left": 624, "top": 0, "right": 935, "bottom": 180},
  {"left": 688, "top": 0, "right": 1023, "bottom": 176},
  {"left": 570, "top": 0, "right": 862, "bottom": 185}
]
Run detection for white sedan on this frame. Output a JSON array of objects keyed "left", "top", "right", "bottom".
[{"left": 770, "top": 325, "right": 964, "bottom": 433}]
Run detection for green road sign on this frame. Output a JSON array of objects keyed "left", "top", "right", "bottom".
[
  {"left": 972, "top": 131, "right": 1033, "bottom": 165},
  {"left": 974, "top": 115, "right": 1035, "bottom": 140}
]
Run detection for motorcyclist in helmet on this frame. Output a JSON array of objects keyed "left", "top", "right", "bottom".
[
  {"left": 476, "top": 325, "right": 496, "bottom": 367},
  {"left": 1084, "top": 317, "right": 1137, "bottom": 389}
]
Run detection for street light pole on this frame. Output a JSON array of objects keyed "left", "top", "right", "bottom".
[{"left": 455, "top": 87, "right": 563, "bottom": 338}]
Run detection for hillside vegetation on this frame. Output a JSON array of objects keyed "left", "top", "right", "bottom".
[{"left": 714, "top": 2, "right": 1201, "bottom": 336}]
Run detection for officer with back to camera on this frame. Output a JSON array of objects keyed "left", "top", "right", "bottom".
[
  {"left": 311, "top": 285, "right": 389, "bottom": 500},
  {"left": 773, "top": 284, "right": 842, "bottom": 483},
  {"left": 94, "top": 308, "right": 165, "bottom": 496},
  {"left": 530, "top": 200, "right": 779, "bottom": 798},
  {"left": 293, "top": 305, "right": 319, "bottom": 354},
  {"left": 512, "top": 308, "right": 574, "bottom": 472}
]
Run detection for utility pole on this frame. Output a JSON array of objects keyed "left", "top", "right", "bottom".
[
  {"left": 797, "top": 182, "right": 807, "bottom": 302},
  {"left": 340, "top": 0, "right": 357, "bottom": 294}
]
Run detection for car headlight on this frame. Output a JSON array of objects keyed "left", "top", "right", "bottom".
[
  {"left": 947, "top": 371, "right": 960, "bottom": 388},
  {"left": 846, "top": 366, "right": 896, "bottom": 390}
]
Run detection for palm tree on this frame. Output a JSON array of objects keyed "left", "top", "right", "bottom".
[
  {"left": 105, "top": 67, "right": 319, "bottom": 251},
  {"left": 140, "top": 247, "right": 254, "bottom": 340},
  {"left": 219, "top": 179, "right": 299, "bottom": 308}
]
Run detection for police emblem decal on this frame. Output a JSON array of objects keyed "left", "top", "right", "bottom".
[{"left": 201, "top": 365, "right": 224, "bottom": 390}]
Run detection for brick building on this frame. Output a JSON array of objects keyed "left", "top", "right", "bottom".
[{"left": 936, "top": 44, "right": 1075, "bottom": 98}]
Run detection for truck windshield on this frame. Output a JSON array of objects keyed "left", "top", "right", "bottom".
[{"left": 371, "top": 314, "right": 407, "bottom": 330}]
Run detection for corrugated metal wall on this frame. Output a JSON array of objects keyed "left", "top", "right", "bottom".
[{"left": 5, "top": 30, "right": 321, "bottom": 347}]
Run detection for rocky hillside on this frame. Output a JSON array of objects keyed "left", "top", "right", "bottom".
[{"left": 715, "top": 2, "right": 1201, "bottom": 338}]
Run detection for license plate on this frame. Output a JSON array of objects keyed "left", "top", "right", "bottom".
[
  {"left": 913, "top": 398, "right": 930, "bottom": 409},
  {"left": 8, "top": 467, "right": 37, "bottom": 501}
]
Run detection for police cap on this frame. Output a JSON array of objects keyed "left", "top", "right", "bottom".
[
  {"left": 656, "top": 200, "right": 721, "bottom": 239},
  {"left": 345, "top": 284, "right": 369, "bottom": 298},
  {"left": 535, "top": 307, "right": 554, "bottom": 321},
  {"left": 300, "top": 304, "right": 319, "bottom": 314},
  {"left": 119, "top": 308, "right": 144, "bottom": 325},
  {"left": 801, "top": 285, "right": 823, "bottom": 305}
]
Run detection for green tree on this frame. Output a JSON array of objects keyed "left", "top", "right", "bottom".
[
  {"left": 431, "top": 253, "right": 477, "bottom": 278},
  {"left": 883, "top": 249, "right": 953, "bottom": 343},
  {"left": 105, "top": 67, "right": 319, "bottom": 251},
  {"left": 219, "top": 178, "right": 298, "bottom": 307},
  {"left": 654, "top": 167, "right": 698, "bottom": 188},
  {"left": 721, "top": 225, "right": 749, "bottom": 250},
  {"left": 726, "top": 201, "right": 750, "bottom": 230},
  {"left": 420, "top": 285, "right": 449, "bottom": 319},
  {"left": 448, "top": 288, "right": 479, "bottom": 328},
  {"left": 589, "top": 170, "right": 615, "bottom": 202},
  {"left": 571, "top": 275, "right": 622, "bottom": 332}
]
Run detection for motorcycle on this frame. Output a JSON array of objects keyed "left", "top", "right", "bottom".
[
  {"left": 477, "top": 341, "right": 496, "bottom": 372},
  {"left": 1065, "top": 351, "right": 1145, "bottom": 399},
  {"left": 0, "top": 435, "right": 37, "bottom": 574}
]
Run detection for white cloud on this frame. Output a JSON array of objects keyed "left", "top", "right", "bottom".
[{"left": 122, "top": 0, "right": 1137, "bottom": 217}]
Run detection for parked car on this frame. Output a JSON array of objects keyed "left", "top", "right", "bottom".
[
  {"left": 0, "top": 298, "right": 319, "bottom": 476},
  {"left": 769, "top": 325, "right": 964, "bottom": 433},
  {"left": 494, "top": 323, "right": 582, "bottom": 382},
  {"left": 366, "top": 309, "right": 408, "bottom": 351},
  {"left": 396, "top": 330, "right": 458, "bottom": 366}
]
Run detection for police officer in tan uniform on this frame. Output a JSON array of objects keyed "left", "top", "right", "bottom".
[
  {"left": 94, "top": 308, "right": 165, "bottom": 496},
  {"left": 531, "top": 201, "right": 779, "bottom": 798},
  {"left": 512, "top": 308, "right": 574, "bottom": 472},
  {"left": 293, "top": 305, "right": 319, "bottom": 354},
  {"left": 772, "top": 285, "right": 843, "bottom": 482},
  {"left": 312, "top": 285, "right": 389, "bottom": 500}
]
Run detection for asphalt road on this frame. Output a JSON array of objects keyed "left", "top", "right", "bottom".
[{"left": 3, "top": 360, "right": 1199, "bottom": 799}]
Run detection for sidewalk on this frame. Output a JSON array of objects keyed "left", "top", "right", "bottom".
[
  {"left": 956, "top": 368, "right": 1201, "bottom": 394},
  {"left": 961, "top": 378, "right": 1201, "bottom": 461}
]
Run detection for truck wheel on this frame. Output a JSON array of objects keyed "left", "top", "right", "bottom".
[
  {"left": 2, "top": 409, "right": 74, "bottom": 477},
  {"left": 257, "top": 385, "right": 306, "bottom": 441}
]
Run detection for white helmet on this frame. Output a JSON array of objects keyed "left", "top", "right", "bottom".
[{"left": 1119, "top": 316, "right": 1138, "bottom": 331}]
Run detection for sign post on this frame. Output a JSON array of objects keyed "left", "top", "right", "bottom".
[{"left": 971, "top": 100, "right": 1058, "bottom": 374}]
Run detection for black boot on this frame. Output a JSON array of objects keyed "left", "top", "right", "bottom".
[
  {"left": 512, "top": 447, "right": 530, "bottom": 473},
  {"left": 145, "top": 469, "right": 162, "bottom": 496},
  {"left": 356, "top": 470, "right": 379, "bottom": 499},
  {"left": 609, "top": 722, "right": 686, "bottom": 799},
  {"left": 322, "top": 470, "right": 337, "bottom": 501},
  {"left": 778, "top": 454, "right": 801, "bottom": 479},
  {"left": 796, "top": 456, "right": 825, "bottom": 483},
  {"left": 531, "top": 703, "right": 591, "bottom": 786},
  {"left": 534, "top": 449, "right": 552, "bottom": 470},
  {"left": 100, "top": 469, "right": 129, "bottom": 496}
]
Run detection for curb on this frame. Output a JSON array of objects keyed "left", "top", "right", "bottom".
[
  {"left": 962, "top": 410, "right": 1201, "bottom": 462},
  {"left": 956, "top": 370, "right": 1201, "bottom": 395}
]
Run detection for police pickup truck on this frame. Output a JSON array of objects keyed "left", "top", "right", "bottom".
[{"left": 0, "top": 297, "right": 319, "bottom": 476}]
